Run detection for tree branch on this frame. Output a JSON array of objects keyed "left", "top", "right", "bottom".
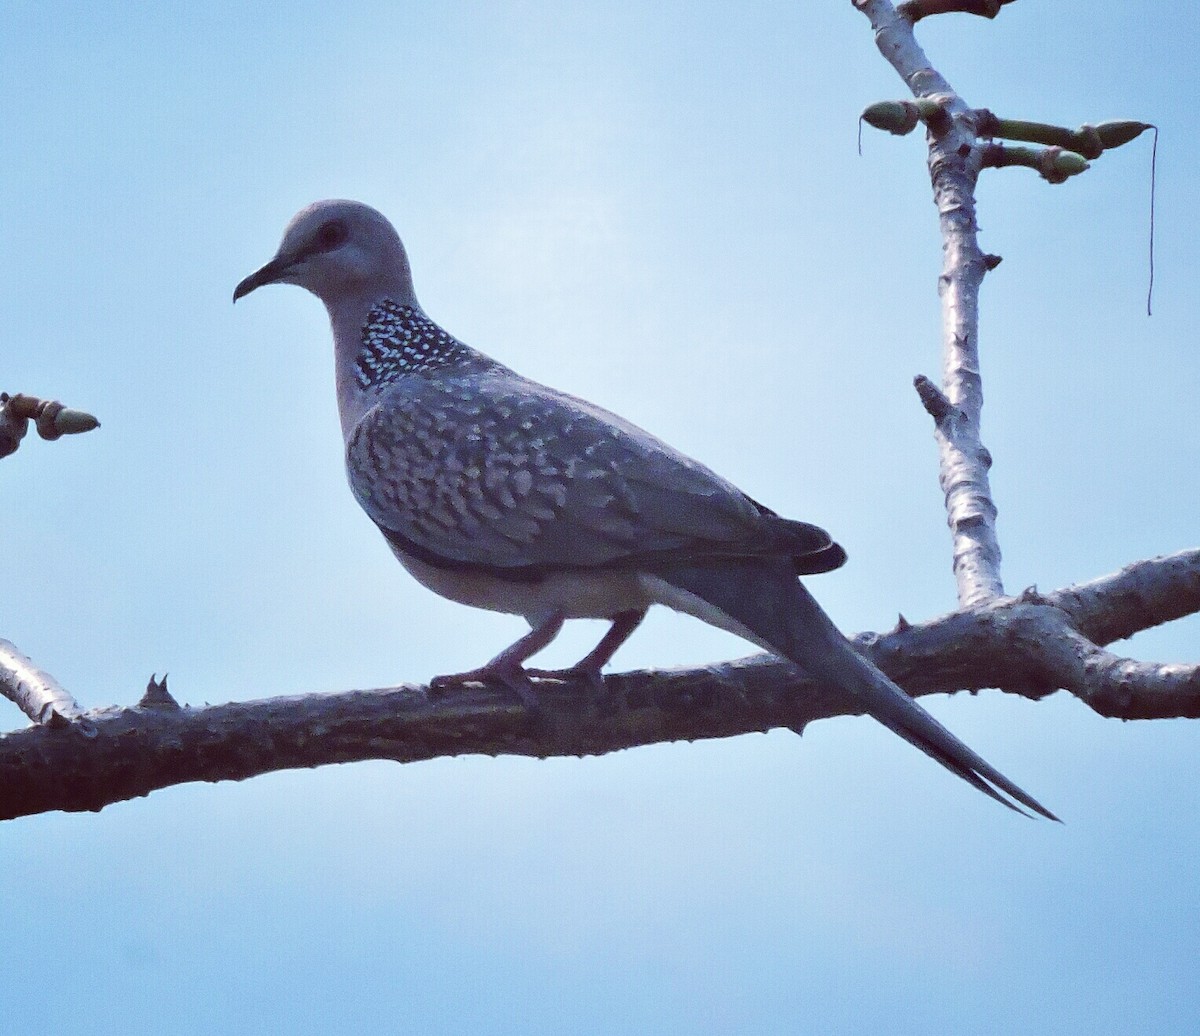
[
  {"left": 975, "top": 113, "right": 1153, "bottom": 159},
  {"left": 4, "top": 553, "right": 1200, "bottom": 821},
  {"left": 0, "top": 393, "right": 100, "bottom": 458},
  {"left": 897, "top": 0, "right": 1016, "bottom": 23},
  {"left": 0, "top": 3, "right": 1183, "bottom": 827},
  {"left": 0, "top": 639, "right": 86, "bottom": 725},
  {"left": 1043, "top": 550, "right": 1200, "bottom": 647},
  {"left": 980, "top": 142, "right": 1090, "bottom": 183},
  {"left": 854, "top": 0, "right": 1004, "bottom": 605}
]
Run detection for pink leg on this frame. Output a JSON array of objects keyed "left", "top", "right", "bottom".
[
  {"left": 431, "top": 612, "right": 566, "bottom": 708},
  {"left": 527, "top": 609, "right": 646, "bottom": 692}
]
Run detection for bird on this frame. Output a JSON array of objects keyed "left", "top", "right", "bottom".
[{"left": 234, "top": 199, "right": 1056, "bottom": 819}]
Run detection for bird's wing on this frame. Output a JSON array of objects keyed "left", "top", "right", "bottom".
[{"left": 345, "top": 368, "right": 841, "bottom": 577}]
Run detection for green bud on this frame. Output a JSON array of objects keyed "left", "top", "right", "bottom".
[
  {"left": 1050, "top": 151, "right": 1090, "bottom": 177},
  {"left": 862, "top": 101, "right": 918, "bottom": 135},
  {"left": 1094, "top": 121, "right": 1153, "bottom": 149},
  {"left": 54, "top": 409, "right": 101, "bottom": 435}
]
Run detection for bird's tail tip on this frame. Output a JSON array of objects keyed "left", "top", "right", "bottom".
[{"left": 881, "top": 701, "right": 1060, "bottom": 821}]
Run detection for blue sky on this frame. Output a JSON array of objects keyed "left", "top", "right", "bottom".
[{"left": 3, "top": 2, "right": 1199, "bottom": 1032}]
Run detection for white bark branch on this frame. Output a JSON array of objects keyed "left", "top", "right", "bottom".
[
  {"left": 854, "top": 0, "right": 1004, "bottom": 605},
  {"left": 1043, "top": 550, "right": 1200, "bottom": 647},
  {"left": 0, "top": 639, "right": 86, "bottom": 725}
]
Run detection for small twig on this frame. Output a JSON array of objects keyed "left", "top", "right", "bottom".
[
  {"left": 0, "top": 393, "right": 100, "bottom": 459},
  {"left": 0, "top": 639, "right": 86, "bottom": 725},
  {"left": 980, "top": 143, "right": 1090, "bottom": 183},
  {"left": 913, "top": 374, "right": 955, "bottom": 424},
  {"left": 975, "top": 113, "right": 1152, "bottom": 160},
  {"left": 1147, "top": 126, "right": 1158, "bottom": 316},
  {"left": 861, "top": 98, "right": 952, "bottom": 137},
  {"left": 978, "top": 114, "right": 1155, "bottom": 311}
]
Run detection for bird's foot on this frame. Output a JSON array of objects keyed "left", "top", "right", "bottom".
[
  {"left": 525, "top": 665, "right": 626, "bottom": 718},
  {"left": 521, "top": 610, "right": 642, "bottom": 717},
  {"left": 525, "top": 663, "right": 603, "bottom": 693},
  {"left": 430, "top": 663, "right": 578, "bottom": 748},
  {"left": 430, "top": 662, "right": 540, "bottom": 711}
]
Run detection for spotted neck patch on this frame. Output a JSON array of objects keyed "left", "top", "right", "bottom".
[{"left": 355, "top": 299, "right": 479, "bottom": 388}]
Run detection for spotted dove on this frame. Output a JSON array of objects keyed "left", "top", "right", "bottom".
[{"left": 235, "top": 199, "right": 1055, "bottom": 819}]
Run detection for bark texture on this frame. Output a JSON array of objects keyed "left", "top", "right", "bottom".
[{"left": 3, "top": 552, "right": 1197, "bottom": 820}]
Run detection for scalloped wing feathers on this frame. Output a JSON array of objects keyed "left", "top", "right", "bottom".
[{"left": 345, "top": 368, "right": 843, "bottom": 577}]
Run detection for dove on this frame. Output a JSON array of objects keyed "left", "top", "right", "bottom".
[{"left": 235, "top": 199, "right": 1055, "bottom": 818}]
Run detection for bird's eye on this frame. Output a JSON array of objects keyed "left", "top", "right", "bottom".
[{"left": 314, "top": 219, "right": 348, "bottom": 252}]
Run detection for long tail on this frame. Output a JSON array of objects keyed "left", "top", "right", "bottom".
[{"left": 651, "top": 559, "right": 1058, "bottom": 820}]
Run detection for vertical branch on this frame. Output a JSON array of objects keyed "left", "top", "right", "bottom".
[
  {"left": 930, "top": 143, "right": 1004, "bottom": 605},
  {"left": 853, "top": 0, "right": 1005, "bottom": 606}
]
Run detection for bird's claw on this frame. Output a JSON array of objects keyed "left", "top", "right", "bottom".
[
  {"left": 431, "top": 664, "right": 582, "bottom": 750},
  {"left": 430, "top": 663, "right": 540, "bottom": 710},
  {"left": 525, "top": 664, "right": 604, "bottom": 695},
  {"left": 525, "top": 665, "right": 626, "bottom": 718}
]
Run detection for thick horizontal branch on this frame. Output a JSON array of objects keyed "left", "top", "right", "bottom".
[
  {"left": 0, "top": 664, "right": 845, "bottom": 822},
  {"left": 3, "top": 551, "right": 1199, "bottom": 821}
]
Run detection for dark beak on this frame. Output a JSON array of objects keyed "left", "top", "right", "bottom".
[{"left": 233, "top": 255, "right": 293, "bottom": 303}]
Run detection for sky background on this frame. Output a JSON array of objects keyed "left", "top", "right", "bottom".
[{"left": 3, "top": 1, "right": 1199, "bottom": 1032}]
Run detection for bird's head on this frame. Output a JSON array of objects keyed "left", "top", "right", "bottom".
[{"left": 233, "top": 199, "right": 415, "bottom": 307}]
